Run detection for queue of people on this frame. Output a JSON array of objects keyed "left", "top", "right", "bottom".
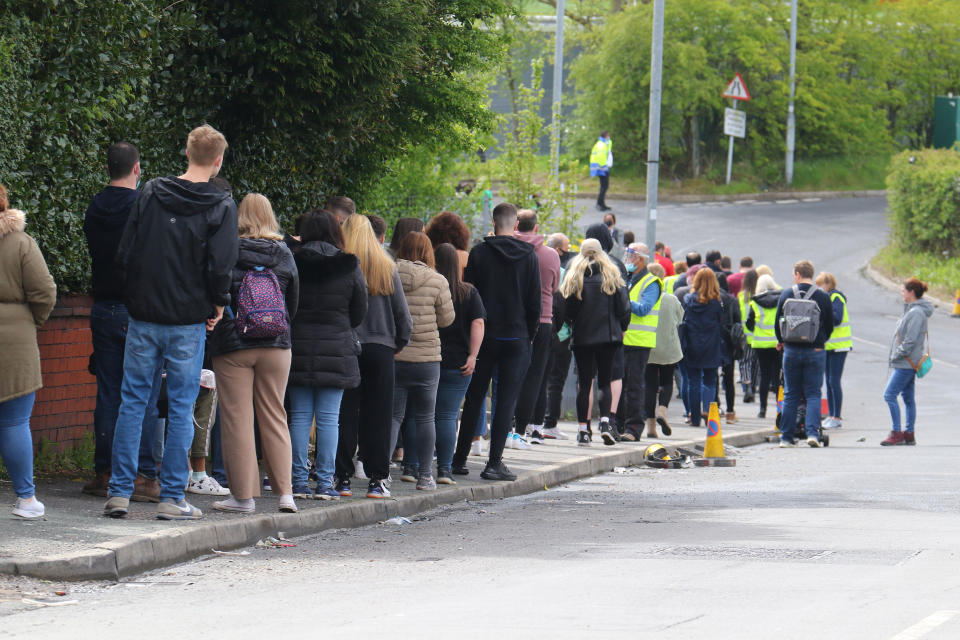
[{"left": 0, "top": 124, "right": 938, "bottom": 520}]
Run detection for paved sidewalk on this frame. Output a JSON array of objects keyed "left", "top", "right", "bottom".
[{"left": 0, "top": 411, "right": 774, "bottom": 581}]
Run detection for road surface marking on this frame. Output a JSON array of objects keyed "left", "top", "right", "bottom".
[
  {"left": 889, "top": 610, "right": 958, "bottom": 640},
  {"left": 854, "top": 336, "right": 959, "bottom": 367},
  {"left": 802, "top": 197, "right": 822, "bottom": 202},
  {"left": 776, "top": 199, "right": 800, "bottom": 204}
]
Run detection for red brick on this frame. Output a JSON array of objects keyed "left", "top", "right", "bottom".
[
  {"left": 41, "top": 356, "right": 89, "bottom": 373},
  {"left": 37, "top": 328, "right": 92, "bottom": 346}
]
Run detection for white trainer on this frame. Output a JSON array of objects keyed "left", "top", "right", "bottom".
[
  {"left": 470, "top": 440, "right": 484, "bottom": 456},
  {"left": 187, "top": 476, "right": 230, "bottom": 496},
  {"left": 12, "top": 496, "right": 45, "bottom": 519},
  {"left": 512, "top": 434, "right": 532, "bottom": 450},
  {"left": 542, "top": 426, "right": 570, "bottom": 440}
]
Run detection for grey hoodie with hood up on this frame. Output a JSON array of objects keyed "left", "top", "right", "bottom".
[{"left": 890, "top": 298, "right": 934, "bottom": 369}]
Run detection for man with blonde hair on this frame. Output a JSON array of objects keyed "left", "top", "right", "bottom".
[{"left": 105, "top": 124, "right": 238, "bottom": 520}]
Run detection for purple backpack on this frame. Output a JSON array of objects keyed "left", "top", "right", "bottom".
[{"left": 235, "top": 266, "right": 288, "bottom": 339}]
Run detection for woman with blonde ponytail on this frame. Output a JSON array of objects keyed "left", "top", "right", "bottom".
[{"left": 561, "top": 238, "right": 630, "bottom": 447}]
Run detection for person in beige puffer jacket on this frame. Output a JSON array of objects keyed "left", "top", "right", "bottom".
[{"left": 390, "top": 232, "right": 454, "bottom": 490}]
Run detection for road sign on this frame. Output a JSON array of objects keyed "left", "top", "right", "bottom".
[
  {"left": 722, "top": 73, "right": 751, "bottom": 101},
  {"left": 724, "top": 107, "right": 746, "bottom": 138}
]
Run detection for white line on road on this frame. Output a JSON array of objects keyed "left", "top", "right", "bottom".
[
  {"left": 775, "top": 199, "right": 800, "bottom": 204},
  {"left": 889, "top": 610, "right": 959, "bottom": 640}
]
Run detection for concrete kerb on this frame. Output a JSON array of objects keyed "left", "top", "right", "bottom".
[
  {"left": 862, "top": 261, "right": 953, "bottom": 310},
  {"left": 602, "top": 189, "right": 886, "bottom": 204},
  {"left": 8, "top": 427, "right": 774, "bottom": 581}
]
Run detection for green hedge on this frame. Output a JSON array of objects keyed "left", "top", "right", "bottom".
[
  {"left": 0, "top": 1, "right": 510, "bottom": 293},
  {"left": 887, "top": 149, "right": 960, "bottom": 255}
]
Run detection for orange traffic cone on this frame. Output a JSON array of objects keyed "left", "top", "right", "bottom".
[{"left": 695, "top": 402, "right": 736, "bottom": 467}]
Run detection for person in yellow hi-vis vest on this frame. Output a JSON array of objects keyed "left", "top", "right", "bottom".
[
  {"left": 816, "top": 272, "right": 852, "bottom": 430},
  {"left": 745, "top": 274, "right": 782, "bottom": 419},
  {"left": 589, "top": 131, "right": 613, "bottom": 212},
  {"left": 619, "top": 242, "right": 662, "bottom": 441}
]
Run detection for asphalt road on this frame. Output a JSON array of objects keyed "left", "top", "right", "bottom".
[{"left": 4, "top": 196, "right": 960, "bottom": 639}]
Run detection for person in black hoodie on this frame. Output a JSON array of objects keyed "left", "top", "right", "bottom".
[
  {"left": 105, "top": 125, "right": 239, "bottom": 521},
  {"left": 82, "top": 142, "right": 162, "bottom": 502},
  {"left": 560, "top": 238, "right": 630, "bottom": 446},
  {"left": 287, "top": 212, "right": 367, "bottom": 500},
  {"left": 208, "top": 194, "right": 299, "bottom": 514},
  {"left": 452, "top": 203, "right": 541, "bottom": 482}
]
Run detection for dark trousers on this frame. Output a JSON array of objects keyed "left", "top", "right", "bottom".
[
  {"left": 337, "top": 343, "right": 394, "bottom": 482},
  {"left": 622, "top": 345, "right": 651, "bottom": 436},
  {"left": 514, "top": 323, "right": 553, "bottom": 432},
  {"left": 597, "top": 174, "right": 610, "bottom": 207},
  {"left": 89, "top": 300, "right": 159, "bottom": 477},
  {"left": 573, "top": 344, "right": 618, "bottom": 423},
  {"left": 644, "top": 363, "right": 675, "bottom": 418},
  {"left": 455, "top": 338, "right": 531, "bottom": 467},
  {"left": 756, "top": 348, "right": 782, "bottom": 413},
  {"left": 544, "top": 337, "right": 573, "bottom": 429},
  {"left": 719, "top": 362, "right": 735, "bottom": 412}
]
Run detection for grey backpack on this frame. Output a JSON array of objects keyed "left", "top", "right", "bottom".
[{"left": 779, "top": 285, "right": 821, "bottom": 344}]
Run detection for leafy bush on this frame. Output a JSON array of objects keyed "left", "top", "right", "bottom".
[
  {"left": 0, "top": 0, "right": 512, "bottom": 292},
  {"left": 887, "top": 149, "right": 960, "bottom": 254}
]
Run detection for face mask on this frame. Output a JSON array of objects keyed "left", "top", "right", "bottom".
[
  {"left": 626, "top": 262, "right": 637, "bottom": 273},
  {"left": 136, "top": 177, "right": 141, "bottom": 189},
  {"left": 605, "top": 220, "right": 613, "bottom": 227}
]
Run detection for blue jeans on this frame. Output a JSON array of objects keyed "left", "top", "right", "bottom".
[
  {"left": 288, "top": 386, "right": 343, "bottom": 490},
  {"left": 883, "top": 368, "right": 916, "bottom": 433},
  {"left": 435, "top": 368, "right": 472, "bottom": 473},
  {"left": 687, "top": 367, "right": 718, "bottom": 427},
  {"left": 392, "top": 362, "right": 441, "bottom": 478},
  {"left": 0, "top": 393, "right": 36, "bottom": 498},
  {"left": 209, "top": 408, "right": 227, "bottom": 486},
  {"left": 825, "top": 351, "right": 847, "bottom": 418},
  {"left": 89, "top": 301, "right": 161, "bottom": 477},
  {"left": 678, "top": 359, "right": 691, "bottom": 415},
  {"left": 780, "top": 346, "right": 826, "bottom": 441},
  {"left": 109, "top": 319, "right": 206, "bottom": 501}
]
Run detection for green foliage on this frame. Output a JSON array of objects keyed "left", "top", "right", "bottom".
[
  {"left": 0, "top": 432, "right": 95, "bottom": 480},
  {"left": 0, "top": 0, "right": 512, "bottom": 292},
  {"left": 887, "top": 149, "right": 960, "bottom": 255},
  {"left": 569, "top": 0, "right": 960, "bottom": 183},
  {"left": 873, "top": 244, "right": 960, "bottom": 303}
]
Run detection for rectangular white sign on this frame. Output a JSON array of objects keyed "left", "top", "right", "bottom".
[{"left": 724, "top": 108, "right": 746, "bottom": 138}]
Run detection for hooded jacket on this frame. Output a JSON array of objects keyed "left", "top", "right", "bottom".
[
  {"left": 356, "top": 268, "right": 413, "bottom": 352},
  {"left": 0, "top": 208, "right": 57, "bottom": 403},
  {"left": 395, "top": 260, "right": 455, "bottom": 363},
  {"left": 563, "top": 264, "right": 630, "bottom": 348},
  {"left": 515, "top": 230, "right": 561, "bottom": 325},
  {"left": 464, "top": 235, "right": 541, "bottom": 340},
  {"left": 890, "top": 298, "right": 934, "bottom": 369},
  {"left": 207, "top": 238, "right": 299, "bottom": 357},
  {"left": 115, "top": 176, "right": 239, "bottom": 325},
  {"left": 682, "top": 293, "right": 726, "bottom": 368},
  {"left": 745, "top": 289, "right": 781, "bottom": 332},
  {"left": 289, "top": 241, "right": 368, "bottom": 389},
  {"left": 83, "top": 186, "right": 138, "bottom": 302}
]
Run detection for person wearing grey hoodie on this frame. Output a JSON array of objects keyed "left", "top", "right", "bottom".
[{"left": 881, "top": 278, "right": 934, "bottom": 446}]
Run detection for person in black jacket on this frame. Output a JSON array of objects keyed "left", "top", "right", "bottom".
[
  {"left": 105, "top": 125, "right": 238, "bottom": 521},
  {"left": 82, "top": 142, "right": 161, "bottom": 502},
  {"left": 207, "top": 194, "right": 299, "bottom": 514},
  {"left": 288, "top": 212, "right": 368, "bottom": 499},
  {"left": 452, "top": 203, "right": 541, "bottom": 482},
  {"left": 560, "top": 238, "right": 629, "bottom": 446}
]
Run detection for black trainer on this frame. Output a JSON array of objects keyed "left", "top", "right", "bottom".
[
  {"left": 335, "top": 478, "right": 352, "bottom": 497},
  {"left": 577, "top": 431, "right": 591, "bottom": 447},
  {"left": 599, "top": 421, "right": 617, "bottom": 446},
  {"left": 451, "top": 462, "right": 470, "bottom": 476},
  {"left": 480, "top": 461, "right": 517, "bottom": 481}
]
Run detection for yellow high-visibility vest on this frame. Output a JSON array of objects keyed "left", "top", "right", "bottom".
[
  {"left": 749, "top": 300, "right": 778, "bottom": 349},
  {"left": 590, "top": 138, "right": 611, "bottom": 167},
  {"left": 738, "top": 291, "right": 752, "bottom": 347},
  {"left": 825, "top": 292, "right": 853, "bottom": 350},
  {"left": 624, "top": 273, "right": 661, "bottom": 348},
  {"left": 663, "top": 274, "right": 679, "bottom": 296}
]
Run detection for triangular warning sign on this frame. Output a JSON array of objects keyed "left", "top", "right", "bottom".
[{"left": 723, "top": 73, "right": 751, "bottom": 101}]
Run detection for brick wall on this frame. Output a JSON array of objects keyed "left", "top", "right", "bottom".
[{"left": 34, "top": 295, "right": 96, "bottom": 451}]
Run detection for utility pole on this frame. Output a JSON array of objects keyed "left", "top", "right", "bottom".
[
  {"left": 785, "top": 0, "right": 798, "bottom": 186},
  {"left": 551, "top": 0, "right": 565, "bottom": 177},
  {"left": 644, "top": 0, "right": 665, "bottom": 252}
]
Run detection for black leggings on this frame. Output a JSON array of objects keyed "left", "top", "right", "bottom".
[
  {"left": 644, "top": 363, "right": 675, "bottom": 418},
  {"left": 574, "top": 344, "right": 617, "bottom": 423},
  {"left": 755, "top": 348, "right": 782, "bottom": 412}
]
